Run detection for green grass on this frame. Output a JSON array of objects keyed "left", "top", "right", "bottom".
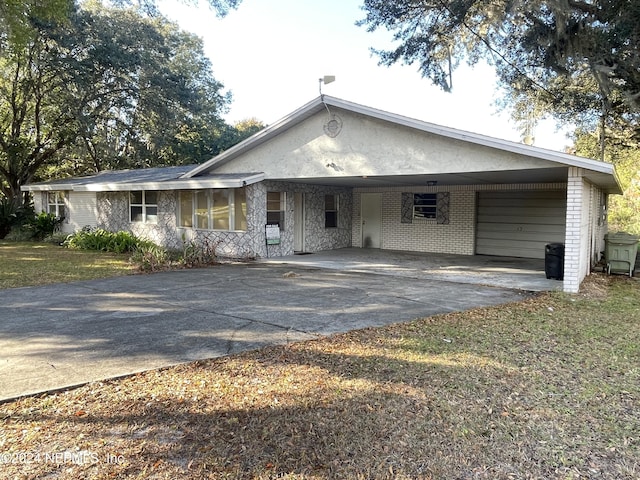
[
  {"left": 0, "top": 241, "right": 135, "bottom": 289},
  {"left": 1, "top": 274, "right": 639, "bottom": 479}
]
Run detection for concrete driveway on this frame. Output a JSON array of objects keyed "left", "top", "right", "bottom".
[
  {"left": 262, "top": 248, "right": 563, "bottom": 292},
  {"left": 0, "top": 262, "right": 529, "bottom": 402}
]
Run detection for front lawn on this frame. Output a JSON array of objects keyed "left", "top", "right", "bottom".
[
  {"left": 1, "top": 275, "right": 639, "bottom": 479},
  {"left": 0, "top": 241, "right": 134, "bottom": 289}
]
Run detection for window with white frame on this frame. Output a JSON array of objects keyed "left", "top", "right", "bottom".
[
  {"left": 130, "top": 191, "right": 158, "bottom": 224},
  {"left": 47, "top": 191, "right": 66, "bottom": 219},
  {"left": 266, "top": 191, "right": 285, "bottom": 229},
  {"left": 325, "top": 194, "right": 338, "bottom": 228},
  {"left": 178, "top": 188, "right": 247, "bottom": 231},
  {"left": 413, "top": 193, "right": 437, "bottom": 219}
]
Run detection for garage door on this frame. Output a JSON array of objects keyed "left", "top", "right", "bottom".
[{"left": 476, "top": 191, "right": 566, "bottom": 259}]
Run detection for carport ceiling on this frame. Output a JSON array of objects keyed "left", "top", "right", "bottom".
[{"left": 277, "top": 167, "right": 570, "bottom": 188}]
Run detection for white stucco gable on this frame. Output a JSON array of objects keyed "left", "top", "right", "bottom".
[
  {"left": 200, "top": 108, "right": 561, "bottom": 177},
  {"left": 184, "top": 96, "right": 621, "bottom": 194}
]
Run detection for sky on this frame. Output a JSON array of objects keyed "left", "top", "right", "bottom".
[{"left": 157, "top": 0, "right": 572, "bottom": 152}]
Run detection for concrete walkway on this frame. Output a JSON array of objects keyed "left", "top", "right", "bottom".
[{"left": 0, "top": 262, "right": 529, "bottom": 402}]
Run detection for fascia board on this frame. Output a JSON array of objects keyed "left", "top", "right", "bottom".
[
  {"left": 21, "top": 183, "right": 79, "bottom": 192},
  {"left": 72, "top": 173, "right": 265, "bottom": 191}
]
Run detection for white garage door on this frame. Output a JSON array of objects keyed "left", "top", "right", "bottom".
[{"left": 476, "top": 191, "right": 566, "bottom": 259}]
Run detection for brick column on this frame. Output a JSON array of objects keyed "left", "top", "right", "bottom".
[{"left": 563, "top": 167, "right": 584, "bottom": 293}]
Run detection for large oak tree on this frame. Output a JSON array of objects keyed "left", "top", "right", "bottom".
[
  {"left": 359, "top": 0, "right": 640, "bottom": 232},
  {"left": 0, "top": 3, "right": 241, "bottom": 203},
  {"left": 358, "top": 0, "right": 640, "bottom": 138}
]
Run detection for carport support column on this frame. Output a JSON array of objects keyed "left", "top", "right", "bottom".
[{"left": 563, "top": 167, "right": 584, "bottom": 293}]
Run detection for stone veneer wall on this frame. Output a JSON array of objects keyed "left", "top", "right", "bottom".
[
  {"left": 259, "top": 180, "right": 353, "bottom": 258},
  {"left": 97, "top": 188, "right": 261, "bottom": 258},
  {"left": 97, "top": 191, "right": 182, "bottom": 249},
  {"left": 96, "top": 181, "right": 353, "bottom": 259},
  {"left": 177, "top": 183, "right": 266, "bottom": 259}
]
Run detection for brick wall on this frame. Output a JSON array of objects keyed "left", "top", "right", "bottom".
[
  {"left": 353, "top": 182, "right": 566, "bottom": 256},
  {"left": 563, "top": 167, "right": 585, "bottom": 293},
  {"left": 378, "top": 190, "right": 475, "bottom": 254}
]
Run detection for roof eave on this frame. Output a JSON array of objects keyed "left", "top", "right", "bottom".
[
  {"left": 21, "top": 183, "right": 79, "bottom": 192},
  {"left": 75, "top": 173, "right": 265, "bottom": 191},
  {"left": 21, "top": 173, "right": 265, "bottom": 192}
]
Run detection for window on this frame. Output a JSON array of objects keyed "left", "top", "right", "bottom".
[
  {"left": 47, "top": 191, "right": 66, "bottom": 219},
  {"left": 325, "top": 194, "right": 338, "bottom": 228},
  {"left": 413, "top": 193, "right": 437, "bottom": 219},
  {"left": 178, "top": 188, "right": 247, "bottom": 231},
  {"left": 130, "top": 191, "right": 158, "bottom": 224},
  {"left": 212, "top": 189, "right": 230, "bottom": 230},
  {"left": 195, "top": 190, "right": 208, "bottom": 229},
  {"left": 179, "top": 190, "right": 193, "bottom": 228},
  {"left": 402, "top": 192, "right": 450, "bottom": 225},
  {"left": 234, "top": 188, "right": 248, "bottom": 231},
  {"left": 267, "top": 191, "right": 285, "bottom": 229}
]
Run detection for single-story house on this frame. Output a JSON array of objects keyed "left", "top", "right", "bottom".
[{"left": 22, "top": 96, "right": 621, "bottom": 293}]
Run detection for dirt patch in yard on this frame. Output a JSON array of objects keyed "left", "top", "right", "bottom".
[{"left": 578, "top": 272, "right": 613, "bottom": 299}]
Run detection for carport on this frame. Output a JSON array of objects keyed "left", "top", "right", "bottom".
[{"left": 261, "top": 247, "right": 563, "bottom": 292}]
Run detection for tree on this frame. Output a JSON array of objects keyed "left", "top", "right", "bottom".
[
  {"left": 110, "top": 0, "right": 241, "bottom": 17},
  {"left": 233, "top": 118, "right": 265, "bottom": 137},
  {"left": 214, "top": 118, "right": 266, "bottom": 153},
  {"left": 358, "top": 0, "right": 640, "bottom": 139},
  {"left": 573, "top": 129, "right": 640, "bottom": 234},
  {"left": 0, "top": 0, "right": 72, "bottom": 47},
  {"left": 58, "top": 3, "right": 233, "bottom": 173},
  {"left": 0, "top": 3, "right": 234, "bottom": 203},
  {"left": 0, "top": 0, "right": 241, "bottom": 46},
  {"left": 0, "top": 22, "right": 78, "bottom": 202}
]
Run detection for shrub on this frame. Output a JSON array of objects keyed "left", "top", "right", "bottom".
[
  {"left": 0, "top": 197, "right": 32, "bottom": 239},
  {"left": 180, "top": 238, "right": 219, "bottom": 268},
  {"left": 27, "top": 212, "right": 63, "bottom": 240},
  {"left": 106, "top": 230, "right": 139, "bottom": 253},
  {"left": 4, "top": 226, "right": 34, "bottom": 241},
  {"left": 64, "top": 228, "right": 170, "bottom": 271},
  {"left": 64, "top": 228, "right": 139, "bottom": 253},
  {"left": 64, "top": 228, "right": 221, "bottom": 272},
  {"left": 130, "top": 240, "right": 170, "bottom": 272}
]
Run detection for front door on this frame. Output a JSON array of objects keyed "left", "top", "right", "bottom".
[
  {"left": 361, "top": 193, "right": 382, "bottom": 248},
  {"left": 294, "top": 192, "right": 305, "bottom": 252}
]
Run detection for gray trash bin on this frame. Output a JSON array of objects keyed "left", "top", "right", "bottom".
[{"left": 605, "top": 232, "right": 639, "bottom": 277}]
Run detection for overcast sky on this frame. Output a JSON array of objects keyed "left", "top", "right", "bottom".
[{"left": 158, "top": 0, "right": 572, "bottom": 152}]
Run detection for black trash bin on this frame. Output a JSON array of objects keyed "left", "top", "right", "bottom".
[{"left": 545, "top": 243, "right": 564, "bottom": 280}]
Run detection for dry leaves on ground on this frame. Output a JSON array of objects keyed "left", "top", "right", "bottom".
[{"left": 1, "top": 274, "right": 639, "bottom": 479}]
